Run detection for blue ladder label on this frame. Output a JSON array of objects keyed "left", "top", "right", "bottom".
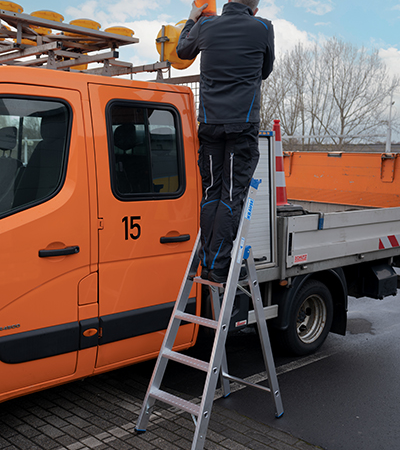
[{"left": 245, "top": 198, "right": 254, "bottom": 221}]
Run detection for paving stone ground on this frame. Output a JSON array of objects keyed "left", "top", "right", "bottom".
[{"left": 0, "top": 366, "right": 323, "bottom": 450}]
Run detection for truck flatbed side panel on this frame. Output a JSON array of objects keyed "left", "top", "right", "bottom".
[
  {"left": 284, "top": 151, "right": 400, "bottom": 208},
  {"left": 247, "top": 136, "right": 276, "bottom": 266},
  {"left": 287, "top": 207, "right": 400, "bottom": 268}
]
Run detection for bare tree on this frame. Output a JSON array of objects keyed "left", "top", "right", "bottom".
[
  {"left": 260, "top": 44, "right": 309, "bottom": 135},
  {"left": 323, "top": 38, "right": 397, "bottom": 145},
  {"left": 260, "top": 37, "right": 400, "bottom": 148}
]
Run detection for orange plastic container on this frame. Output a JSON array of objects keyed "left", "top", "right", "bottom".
[
  {"left": 66, "top": 18, "right": 101, "bottom": 37},
  {"left": 104, "top": 26, "right": 134, "bottom": 37},
  {"left": 30, "top": 10, "right": 64, "bottom": 36},
  {"left": 0, "top": 1, "right": 23, "bottom": 13},
  {"left": 195, "top": 0, "right": 217, "bottom": 16}
]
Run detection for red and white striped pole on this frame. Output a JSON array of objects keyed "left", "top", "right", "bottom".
[{"left": 273, "top": 119, "right": 289, "bottom": 206}]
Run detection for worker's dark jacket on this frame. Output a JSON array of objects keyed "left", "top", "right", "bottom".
[{"left": 176, "top": 2, "right": 274, "bottom": 124}]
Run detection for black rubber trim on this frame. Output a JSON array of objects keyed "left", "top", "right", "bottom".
[
  {"left": 99, "top": 297, "right": 197, "bottom": 345},
  {"left": 0, "top": 298, "right": 197, "bottom": 364},
  {"left": 0, "top": 322, "right": 80, "bottom": 364}
]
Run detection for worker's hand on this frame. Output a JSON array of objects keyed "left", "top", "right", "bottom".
[{"left": 189, "top": 1, "right": 208, "bottom": 22}]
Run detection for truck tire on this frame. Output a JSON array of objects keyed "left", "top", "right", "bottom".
[{"left": 282, "top": 279, "right": 333, "bottom": 355}]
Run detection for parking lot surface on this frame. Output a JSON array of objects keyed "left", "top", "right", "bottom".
[
  {"left": 0, "top": 358, "right": 321, "bottom": 450},
  {"left": 2, "top": 292, "right": 399, "bottom": 450}
]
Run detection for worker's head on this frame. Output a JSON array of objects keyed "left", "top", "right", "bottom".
[{"left": 228, "top": 0, "right": 259, "bottom": 15}]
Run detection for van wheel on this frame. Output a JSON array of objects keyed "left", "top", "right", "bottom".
[{"left": 282, "top": 280, "right": 333, "bottom": 356}]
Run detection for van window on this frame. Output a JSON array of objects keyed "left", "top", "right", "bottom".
[
  {"left": 108, "top": 103, "right": 183, "bottom": 198},
  {"left": 0, "top": 97, "right": 70, "bottom": 217}
]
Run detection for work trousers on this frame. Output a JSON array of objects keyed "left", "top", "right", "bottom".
[{"left": 198, "top": 122, "right": 260, "bottom": 271}]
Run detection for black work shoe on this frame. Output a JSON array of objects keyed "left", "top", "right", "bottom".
[
  {"left": 208, "top": 267, "right": 229, "bottom": 284},
  {"left": 208, "top": 266, "right": 247, "bottom": 284}
]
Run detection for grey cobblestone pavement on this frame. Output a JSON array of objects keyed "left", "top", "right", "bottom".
[{"left": 0, "top": 364, "right": 323, "bottom": 450}]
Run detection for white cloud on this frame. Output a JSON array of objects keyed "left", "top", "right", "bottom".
[
  {"left": 379, "top": 47, "right": 400, "bottom": 79},
  {"left": 120, "top": 20, "right": 165, "bottom": 65},
  {"left": 273, "top": 18, "right": 315, "bottom": 55},
  {"left": 257, "top": 1, "right": 281, "bottom": 20},
  {"left": 256, "top": 4, "right": 317, "bottom": 57},
  {"left": 294, "top": 0, "right": 334, "bottom": 16},
  {"left": 65, "top": 0, "right": 164, "bottom": 27}
]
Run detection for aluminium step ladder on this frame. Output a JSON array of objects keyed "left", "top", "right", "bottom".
[{"left": 135, "top": 178, "right": 284, "bottom": 450}]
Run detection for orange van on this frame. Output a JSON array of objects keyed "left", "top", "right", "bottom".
[{"left": 0, "top": 66, "right": 201, "bottom": 402}]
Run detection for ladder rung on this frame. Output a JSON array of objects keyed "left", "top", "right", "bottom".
[
  {"left": 175, "top": 311, "right": 218, "bottom": 329},
  {"left": 150, "top": 387, "right": 200, "bottom": 416},
  {"left": 163, "top": 349, "right": 210, "bottom": 372},
  {"left": 193, "top": 276, "right": 224, "bottom": 287}
]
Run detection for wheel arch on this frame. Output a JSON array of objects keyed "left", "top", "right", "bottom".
[{"left": 270, "top": 268, "right": 348, "bottom": 336}]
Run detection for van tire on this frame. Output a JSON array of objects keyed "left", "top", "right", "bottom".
[{"left": 281, "top": 279, "right": 333, "bottom": 356}]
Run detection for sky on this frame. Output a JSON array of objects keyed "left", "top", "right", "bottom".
[{"left": 8, "top": 0, "right": 400, "bottom": 138}]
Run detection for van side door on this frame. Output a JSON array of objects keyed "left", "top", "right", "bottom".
[
  {"left": 0, "top": 86, "right": 91, "bottom": 401},
  {"left": 88, "top": 83, "right": 199, "bottom": 369}
]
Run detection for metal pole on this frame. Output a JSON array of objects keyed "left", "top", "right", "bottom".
[{"left": 386, "top": 90, "right": 394, "bottom": 154}]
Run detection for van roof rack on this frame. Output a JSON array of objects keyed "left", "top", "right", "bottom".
[{"left": 0, "top": 8, "right": 170, "bottom": 77}]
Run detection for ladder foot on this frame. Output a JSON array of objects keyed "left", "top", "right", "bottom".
[
  {"left": 135, "top": 428, "right": 147, "bottom": 434},
  {"left": 275, "top": 412, "right": 284, "bottom": 419}
]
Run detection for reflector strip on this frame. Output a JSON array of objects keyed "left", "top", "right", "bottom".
[{"left": 379, "top": 235, "right": 400, "bottom": 249}]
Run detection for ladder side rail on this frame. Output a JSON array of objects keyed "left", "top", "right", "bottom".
[
  {"left": 192, "top": 181, "right": 260, "bottom": 449},
  {"left": 245, "top": 247, "right": 284, "bottom": 417},
  {"left": 209, "top": 285, "right": 231, "bottom": 397},
  {"left": 135, "top": 230, "right": 202, "bottom": 431},
  {"left": 85, "top": 61, "right": 169, "bottom": 77},
  {"left": 52, "top": 51, "right": 119, "bottom": 70},
  {"left": 0, "top": 41, "right": 59, "bottom": 63},
  {"left": 157, "top": 230, "right": 202, "bottom": 348}
]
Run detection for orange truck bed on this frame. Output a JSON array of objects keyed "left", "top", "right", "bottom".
[{"left": 283, "top": 151, "right": 400, "bottom": 208}]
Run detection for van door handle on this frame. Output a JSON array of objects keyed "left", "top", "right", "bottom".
[
  {"left": 39, "top": 246, "right": 80, "bottom": 257},
  {"left": 160, "top": 234, "right": 190, "bottom": 244}
]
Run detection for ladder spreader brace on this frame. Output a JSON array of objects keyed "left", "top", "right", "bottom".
[
  {"left": 0, "top": 8, "right": 171, "bottom": 77},
  {"left": 135, "top": 178, "right": 284, "bottom": 450}
]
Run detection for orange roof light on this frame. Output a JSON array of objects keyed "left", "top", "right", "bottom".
[{"left": 0, "top": 1, "right": 23, "bottom": 13}]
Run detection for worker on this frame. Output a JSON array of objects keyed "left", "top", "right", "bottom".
[{"left": 177, "top": 0, "right": 275, "bottom": 283}]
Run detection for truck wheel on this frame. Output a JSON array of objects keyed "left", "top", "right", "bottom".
[{"left": 282, "top": 279, "right": 333, "bottom": 356}]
